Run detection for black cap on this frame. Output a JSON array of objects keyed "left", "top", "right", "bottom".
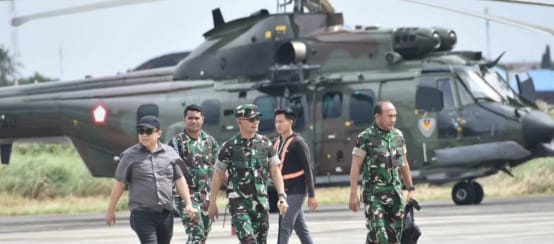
[{"left": 137, "top": 115, "right": 160, "bottom": 129}]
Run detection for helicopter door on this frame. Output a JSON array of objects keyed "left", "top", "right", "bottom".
[
  {"left": 314, "top": 88, "right": 349, "bottom": 184},
  {"left": 346, "top": 89, "right": 375, "bottom": 166},
  {"left": 414, "top": 78, "right": 461, "bottom": 164}
]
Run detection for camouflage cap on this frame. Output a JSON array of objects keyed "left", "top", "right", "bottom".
[{"left": 235, "top": 104, "right": 262, "bottom": 119}]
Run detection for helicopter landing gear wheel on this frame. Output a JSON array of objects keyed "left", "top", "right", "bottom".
[
  {"left": 471, "top": 181, "right": 484, "bottom": 204},
  {"left": 452, "top": 181, "right": 476, "bottom": 205}
]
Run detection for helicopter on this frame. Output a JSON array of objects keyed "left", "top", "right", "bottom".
[{"left": 1, "top": 0, "right": 554, "bottom": 206}]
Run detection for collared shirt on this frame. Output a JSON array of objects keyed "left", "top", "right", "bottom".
[
  {"left": 352, "top": 125, "right": 407, "bottom": 193},
  {"left": 115, "top": 142, "right": 184, "bottom": 212},
  {"left": 214, "top": 133, "right": 280, "bottom": 210},
  {"left": 167, "top": 130, "right": 218, "bottom": 203}
]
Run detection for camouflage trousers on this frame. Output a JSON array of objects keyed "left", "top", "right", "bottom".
[
  {"left": 174, "top": 196, "right": 212, "bottom": 244},
  {"left": 363, "top": 191, "right": 405, "bottom": 244},
  {"left": 229, "top": 198, "right": 269, "bottom": 244}
]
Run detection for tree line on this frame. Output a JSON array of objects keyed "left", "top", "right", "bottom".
[{"left": 0, "top": 45, "right": 55, "bottom": 87}]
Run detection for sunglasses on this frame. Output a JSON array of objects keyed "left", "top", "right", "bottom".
[
  {"left": 137, "top": 127, "right": 156, "bottom": 135},
  {"left": 240, "top": 116, "right": 260, "bottom": 123}
]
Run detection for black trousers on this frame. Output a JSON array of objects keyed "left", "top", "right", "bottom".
[{"left": 130, "top": 209, "right": 174, "bottom": 244}]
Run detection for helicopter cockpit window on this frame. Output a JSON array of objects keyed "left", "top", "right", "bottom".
[
  {"left": 350, "top": 90, "right": 374, "bottom": 125},
  {"left": 254, "top": 96, "right": 276, "bottom": 132},
  {"left": 437, "top": 79, "right": 455, "bottom": 109},
  {"left": 201, "top": 99, "right": 221, "bottom": 125},
  {"left": 458, "top": 71, "right": 502, "bottom": 103},
  {"left": 322, "top": 92, "right": 342, "bottom": 119},
  {"left": 483, "top": 71, "right": 520, "bottom": 104}
]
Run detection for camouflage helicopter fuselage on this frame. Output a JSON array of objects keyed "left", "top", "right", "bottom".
[{"left": 1, "top": 8, "right": 553, "bottom": 205}]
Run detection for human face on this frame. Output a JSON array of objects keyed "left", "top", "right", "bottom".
[
  {"left": 274, "top": 114, "right": 292, "bottom": 135},
  {"left": 137, "top": 127, "right": 162, "bottom": 149},
  {"left": 375, "top": 102, "right": 397, "bottom": 131},
  {"left": 237, "top": 116, "right": 260, "bottom": 134},
  {"left": 184, "top": 110, "right": 204, "bottom": 134}
]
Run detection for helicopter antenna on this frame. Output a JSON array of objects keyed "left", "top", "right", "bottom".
[
  {"left": 277, "top": 0, "right": 293, "bottom": 13},
  {"left": 9, "top": 0, "right": 20, "bottom": 86},
  {"left": 485, "top": 7, "right": 491, "bottom": 59},
  {"left": 486, "top": 51, "right": 506, "bottom": 68}
]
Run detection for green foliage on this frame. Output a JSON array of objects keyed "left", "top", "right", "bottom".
[
  {"left": 0, "top": 144, "right": 113, "bottom": 199},
  {"left": 18, "top": 72, "right": 56, "bottom": 85},
  {"left": 0, "top": 45, "right": 18, "bottom": 87}
]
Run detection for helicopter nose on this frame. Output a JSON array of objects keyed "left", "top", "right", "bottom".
[{"left": 522, "top": 110, "right": 554, "bottom": 148}]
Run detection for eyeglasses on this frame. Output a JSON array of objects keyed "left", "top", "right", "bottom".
[
  {"left": 240, "top": 116, "right": 260, "bottom": 123},
  {"left": 137, "top": 127, "right": 156, "bottom": 135}
]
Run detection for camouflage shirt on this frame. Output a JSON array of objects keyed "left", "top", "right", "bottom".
[
  {"left": 168, "top": 130, "right": 218, "bottom": 203},
  {"left": 214, "top": 133, "right": 280, "bottom": 210},
  {"left": 352, "top": 125, "right": 407, "bottom": 196}
]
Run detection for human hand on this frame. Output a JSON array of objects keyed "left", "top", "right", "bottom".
[
  {"left": 105, "top": 211, "right": 116, "bottom": 226},
  {"left": 307, "top": 197, "right": 318, "bottom": 211},
  {"left": 208, "top": 203, "right": 218, "bottom": 221},
  {"left": 185, "top": 205, "right": 196, "bottom": 219},
  {"left": 349, "top": 193, "right": 360, "bottom": 212},
  {"left": 407, "top": 190, "right": 415, "bottom": 201},
  {"left": 278, "top": 198, "right": 289, "bottom": 216}
]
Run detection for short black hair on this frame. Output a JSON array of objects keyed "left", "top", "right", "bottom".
[
  {"left": 184, "top": 104, "right": 202, "bottom": 117},
  {"left": 274, "top": 107, "right": 296, "bottom": 121},
  {"left": 373, "top": 100, "right": 392, "bottom": 115}
]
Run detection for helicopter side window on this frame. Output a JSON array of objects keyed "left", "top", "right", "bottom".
[
  {"left": 437, "top": 79, "right": 455, "bottom": 109},
  {"left": 419, "top": 79, "right": 435, "bottom": 87},
  {"left": 350, "top": 90, "right": 374, "bottom": 125},
  {"left": 201, "top": 99, "right": 221, "bottom": 125},
  {"left": 254, "top": 96, "right": 277, "bottom": 132},
  {"left": 322, "top": 92, "right": 342, "bottom": 119},
  {"left": 287, "top": 95, "right": 307, "bottom": 131}
]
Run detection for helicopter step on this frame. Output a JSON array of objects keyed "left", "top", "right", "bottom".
[{"left": 452, "top": 180, "right": 484, "bottom": 205}]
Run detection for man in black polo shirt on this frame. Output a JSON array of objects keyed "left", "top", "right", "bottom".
[
  {"left": 273, "top": 108, "right": 318, "bottom": 244},
  {"left": 105, "top": 115, "right": 195, "bottom": 244}
]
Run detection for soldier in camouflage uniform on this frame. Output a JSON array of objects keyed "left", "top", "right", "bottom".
[
  {"left": 168, "top": 105, "right": 219, "bottom": 244},
  {"left": 349, "top": 100, "right": 416, "bottom": 244},
  {"left": 208, "top": 104, "right": 289, "bottom": 244}
]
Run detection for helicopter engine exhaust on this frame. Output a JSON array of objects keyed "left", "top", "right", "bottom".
[
  {"left": 276, "top": 41, "right": 307, "bottom": 64},
  {"left": 434, "top": 27, "right": 457, "bottom": 51},
  {"left": 392, "top": 27, "right": 456, "bottom": 59}
]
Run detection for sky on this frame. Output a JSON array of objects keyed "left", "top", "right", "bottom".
[{"left": 0, "top": 0, "right": 552, "bottom": 81}]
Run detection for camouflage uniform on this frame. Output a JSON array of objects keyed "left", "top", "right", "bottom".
[
  {"left": 168, "top": 130, "right": 218, "bottom": 244},
  {"left": 214, "top": 104, "right": 280, "bottom": 244},
  {"left": 352, "top": 125, "right": 407, "bottom": 244}
]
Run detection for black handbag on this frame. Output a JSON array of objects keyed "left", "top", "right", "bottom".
[{"left": 401, "top": 199, "right": 421, "bottom": 244}]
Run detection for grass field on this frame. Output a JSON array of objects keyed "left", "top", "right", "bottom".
[{"left": 1, "top": 144, "right": 553, "bottom": 216}]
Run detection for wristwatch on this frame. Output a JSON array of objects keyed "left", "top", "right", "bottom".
[
  {"left": 407, "top": 186, "right": 416, "bottom": 192},
  {"left": 278, "top": 192, "right": 288, "bottom": 199}
]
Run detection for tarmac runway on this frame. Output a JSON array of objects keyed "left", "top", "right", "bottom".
[{"left": 1, "top": 195, "right": 553, "bottom": 244}]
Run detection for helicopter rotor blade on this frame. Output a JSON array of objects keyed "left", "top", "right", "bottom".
[
  {"left": 11, "top": 0, "right": 167, "bottom": 27},
  {"left": 484, "top": 0, "right": 554, "bottom": 8},
  {"left": 400, "top": 0, "right": 554, "bottom": 36}
]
